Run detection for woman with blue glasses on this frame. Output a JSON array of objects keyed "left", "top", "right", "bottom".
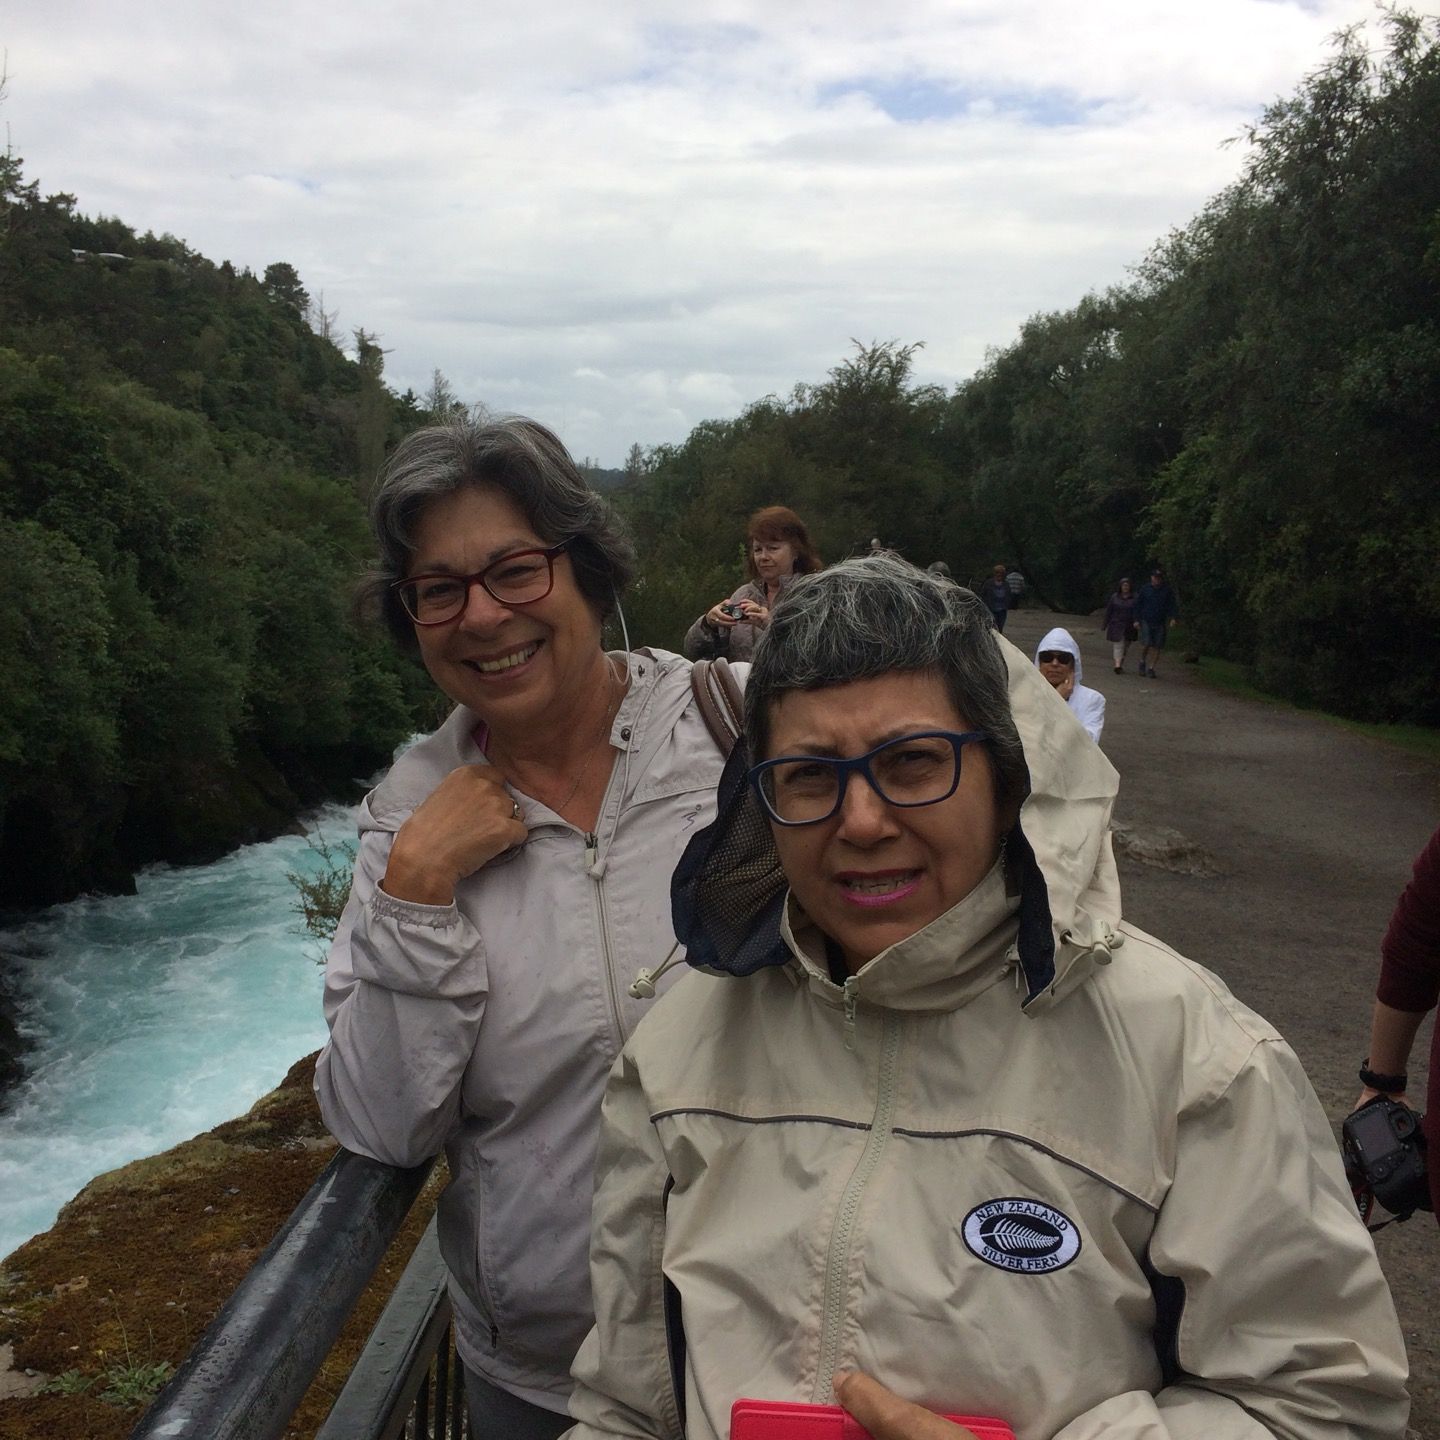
[{"left": 565, "top": 555, "right": 1407, "bottom": 1440}]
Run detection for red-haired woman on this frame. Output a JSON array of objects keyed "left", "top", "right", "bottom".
[{"left": 684, "top": 505, "right": 821, "bottom": 662}]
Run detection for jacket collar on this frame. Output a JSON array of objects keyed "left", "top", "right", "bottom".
[
  {"left": 366, "top": 647, "right": 681, "bottom": 827},
  {"left": 782, "top": 859, "right": 1019, "bottom": 1012}
]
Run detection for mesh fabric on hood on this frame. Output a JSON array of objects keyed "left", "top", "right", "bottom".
[{"left": 671, "top": 737, "right": 791, "bottom": 976}]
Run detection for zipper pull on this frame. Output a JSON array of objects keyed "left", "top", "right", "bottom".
[
  {"left": 585, "top": 831, "right": 599, "bottom": 874},
  {"left": 842, "top": 976, "right": 859, "bottom": 1051}
]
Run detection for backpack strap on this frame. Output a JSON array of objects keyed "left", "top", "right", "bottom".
[{"left": 690, "top": 657, "right": 744, "bottom": 756}]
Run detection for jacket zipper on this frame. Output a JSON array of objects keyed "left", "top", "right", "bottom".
[
  {"left": 586, "top": 831, "right": 626, "bottom": 1055},
  {"left": 813, "top": 1007, "right": 903, "bottom": 1403}
]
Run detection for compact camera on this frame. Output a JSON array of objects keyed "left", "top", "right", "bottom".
[
  {"left": 720, "top": 602, "right": 747, "bottom": 620},
  {"left": 1342, "top": 1096, "right": 1430, "bottom": 1224}
]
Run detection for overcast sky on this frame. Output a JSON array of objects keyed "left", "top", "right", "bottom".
[{"left": 3, "top": 0, "right": 1390, "bottom": 465}]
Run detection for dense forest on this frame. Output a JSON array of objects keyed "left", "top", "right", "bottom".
[
  {"left": 0, "top": 139, "right": 445, "bottom": 904},
  {"left": 616, "top": 13, "right": 1440, "bottom": 726},
  {"left": 1, "top": 12, "right": 1435, "bottom": 907}
]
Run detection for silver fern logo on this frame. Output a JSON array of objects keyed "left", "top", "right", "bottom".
[{"left": 962, "top": 1198, "right": 1081, "bottom": 1274}]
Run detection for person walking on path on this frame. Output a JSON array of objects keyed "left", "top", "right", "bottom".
[
  {"left": 978, "top": 563, "right": 1012, "bottom": 632},
  {"left": 1136, "top": 567, "right": 1179, "bottom": 677},
  {"left": 1352, "top": 823, "right": 1440, "bottom": 1223},
  {"left": 1103, "top": 577, "right": 1139, "bottom": 673}
]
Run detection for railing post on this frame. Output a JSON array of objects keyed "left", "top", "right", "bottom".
[{"left": 314, "top": 1217, "right": 457, "bottom": 1440}]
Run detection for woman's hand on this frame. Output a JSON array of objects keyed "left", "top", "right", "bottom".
[
  {"left": 705, "top": 601, "right": 743, "bottom": 629},
  {"left": 382, "top": 765, "right": 527, "bottom": 906},
  {"left": 1056, "top": 672, "right": 1076, "bottom": 701},
  {"left": 833, "top": 1372, "right": 981, "bottom": 1440},
  {"left": 741, "top": 600, "right": 770, "bottom": 627}
]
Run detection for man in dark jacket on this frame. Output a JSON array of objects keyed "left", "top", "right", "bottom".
[{"left": 1136, "top": 567, "right": 1180, "bottom": 677}]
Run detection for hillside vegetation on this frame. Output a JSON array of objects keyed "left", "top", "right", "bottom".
[
  {"left": 616, "top": 14, "right": 1440, "bottom": 725},
  {"left": 1, "top": 13, "right": 1435, "bottom": 905},
  {"left": 0, "top": 147, "right": 434, "bottom": 906}
]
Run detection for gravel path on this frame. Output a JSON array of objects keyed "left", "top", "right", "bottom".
[{"left": 1002, "top": 607, "right": 1438, "bottom": 1436}]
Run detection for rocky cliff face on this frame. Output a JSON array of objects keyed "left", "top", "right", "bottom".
[{"left": 0, "top": 1053, "right": 438, "bottom": 1439}]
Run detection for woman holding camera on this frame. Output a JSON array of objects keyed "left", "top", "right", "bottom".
[{"left": 683, "top": 505, "right": 821, "bottom": 662}]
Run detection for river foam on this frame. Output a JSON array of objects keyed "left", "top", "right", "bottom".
[{"left": 0, "top": 806, "right": 355, "bottom": 1262}]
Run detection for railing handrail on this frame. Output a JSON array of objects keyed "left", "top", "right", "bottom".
[{"left": 130, "top": 1146, "right": 435, "bottom": 1440}]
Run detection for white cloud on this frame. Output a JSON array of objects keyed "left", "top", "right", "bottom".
[{"left": 2, "top": 0, "right": 1388, "bottom": 463}]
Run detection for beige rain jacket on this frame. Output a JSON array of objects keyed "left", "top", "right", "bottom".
[
  {"left": 566, "top": 641, "right": 1408, "bottom": 1440},
  {"left": 315, "top": 649, "right": 731, "bottom": 1411}
]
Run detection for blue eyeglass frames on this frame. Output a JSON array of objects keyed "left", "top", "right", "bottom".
[{"left": 748, "top": 729, "right": 990, "bottom": 827}]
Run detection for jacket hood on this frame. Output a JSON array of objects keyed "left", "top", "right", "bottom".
[
  {"left": 671, "top": 631, "right": 1121, "bottom": 1013},
  {"left": 1035, "top": 626, "right": 1084, "bottom": 685}
]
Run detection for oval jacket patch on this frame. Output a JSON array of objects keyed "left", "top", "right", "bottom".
[{"left": 962, "top": 1197, "right": 1082, "bottom": 1274}]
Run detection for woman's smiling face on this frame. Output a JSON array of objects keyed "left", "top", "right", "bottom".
[
  {"left": 407, "top": 484, "right": 602, "bottom": 735},
  {"left": 764, "top": 671, "right": 1002, "bottom": 974}
]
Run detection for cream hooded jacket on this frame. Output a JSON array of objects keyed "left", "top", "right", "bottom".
[
  {"left": 565, "top": 641, "right": 1408, "bottom": 1440},
  {"left": 315, "top": 649, "right": 732, "bottom": 1411}
]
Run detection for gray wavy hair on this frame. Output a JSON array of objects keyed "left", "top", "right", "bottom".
[
  {"left": 359, "top": 415, "right": 636, "bottom": 651},
  {"left": 744, "top": 555, "right": 1029, "bottom": 813}
]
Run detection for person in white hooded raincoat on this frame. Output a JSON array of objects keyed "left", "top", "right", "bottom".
[
  {"left": 1034, "top": 626, "right": 1105, "bottom": 744},
  {"left": 564, "top": 556, "right": 1408, "bottom": 1440}
]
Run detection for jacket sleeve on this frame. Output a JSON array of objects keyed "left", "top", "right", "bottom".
[
  {"left": 565, "top": 1047, "right": 680, "bottom": 1440},
  {"left": 1377, "top": 825, "right": 1440, "bottom": 1013},
  {"left": 1074, "top": 689, "right": 1105, "bottom": 745},
  {"left": 313, "top": 824, "right": 489, "bottom": 1167},
  {"left": 682, "top": 612, "right": 718, "bottom": 660},
  {"left": 1053, "top": 1040, "right": 1409, "bottom": 1440}
]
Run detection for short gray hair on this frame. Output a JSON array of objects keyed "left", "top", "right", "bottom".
[
  {"left": 745, "top": 555, "right": 1028, "bottom": 812},
  {"left": 359, "top": 415, "right": 636, "bottom": 651}
]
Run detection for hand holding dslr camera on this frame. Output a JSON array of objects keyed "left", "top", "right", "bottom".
[{"left": 1343, "top": 1095, "right": 1430, "bottom": 1226}]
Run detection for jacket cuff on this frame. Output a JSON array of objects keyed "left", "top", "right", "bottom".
[{"left": 371, "top": 886, "right": 462, "bottom": 929}]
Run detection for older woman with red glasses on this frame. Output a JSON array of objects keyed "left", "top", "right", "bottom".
[
  {"left": 314, "top": 416, "right": 738, "bottom": 1440},
  {"left": 566, "top": 556, "right": 1407, "bottom": 1440}
]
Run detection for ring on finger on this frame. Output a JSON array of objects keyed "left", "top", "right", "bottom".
[{"left": 511, "top": 800, "right": 522, "bottom": 820}]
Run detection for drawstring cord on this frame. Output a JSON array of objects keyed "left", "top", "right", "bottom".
[
  {"left": 629, "top": 941, "right": 684, "bottom": 1000},
  {"left": 1007, "top": 922, "right": 1124, "bottom": 999}
]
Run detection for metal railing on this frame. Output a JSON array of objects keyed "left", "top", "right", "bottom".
[
  {"left": 316, "top": 1218, "right": 466, "bottom": 1440},
  {"left": 130, "top": 1147, "right": 443, "bottom": 1440}
]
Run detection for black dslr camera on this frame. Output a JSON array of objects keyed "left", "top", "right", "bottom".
[{"left": 1342, "top": 1097, "right": 1430, "bottom": 1224}]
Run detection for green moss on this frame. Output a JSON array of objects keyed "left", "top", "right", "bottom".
[{"left": 0, "top": 1052, "right": 442, "bottom": 1440}]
